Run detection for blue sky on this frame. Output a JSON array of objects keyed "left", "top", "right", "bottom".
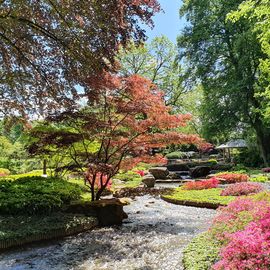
[{"left": 144, "top": 0, "right": 185, "bottom": 43}]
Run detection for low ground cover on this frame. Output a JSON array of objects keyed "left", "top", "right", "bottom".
[
  {"left": 183, "top": 192, "right": 270, "bottom": 270},
  {"left": 163, "top": 188, "right": 235, "bottom": 207}
]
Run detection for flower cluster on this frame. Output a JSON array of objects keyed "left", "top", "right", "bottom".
[
  {"left": 220, "top": 182, "right": 264, "bottom": 196},
  {"left": 213, "top": 211, "right": 270, "bottom": 270},
  {"left": 216, "top": 173, "right": 249, "bottom": 184},
  {"left": 182, "top": 177, "right": 219, "bottom": 190},
  {"left": 209, "top": 196, "right": 270, "bottom": 269}
]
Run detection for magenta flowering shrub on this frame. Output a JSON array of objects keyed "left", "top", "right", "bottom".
[
  {"left": 213, "top": 213, "right": 270, "bottom": 270},
  {"left": 210, "top": 198, "right": 270, "bottom": 243},
  {"left": 220, "top": 182, "right": 264, "bottom": 196}
]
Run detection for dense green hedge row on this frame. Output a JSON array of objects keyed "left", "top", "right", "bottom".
[
  {"left": 0, "top": 213, "right": 97, "bottom": 244},
  {"left": 0, "top": 176, "right": 82, "bottom": 215}
]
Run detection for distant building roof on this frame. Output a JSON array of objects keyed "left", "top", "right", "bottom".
[{"left": 216, "top": 139, "right": 247, "bottom": 149}]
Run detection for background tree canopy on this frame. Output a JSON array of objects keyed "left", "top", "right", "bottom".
[
  {"left": 178, "top": 0, "right": 270, "bottom": 165},
  {"left": 0, "top": 0, "right": 160, "bottom": 116}
]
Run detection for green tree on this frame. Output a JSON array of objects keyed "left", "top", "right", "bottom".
[
  {"left": 118, "top": 36, "right": 184, "bottom": 108},
  {"left": 178, "top": 0, "right": 270, "bottom": 164},
  {"left": 228, "top": 0, "right": 270, "bottom": 119}
]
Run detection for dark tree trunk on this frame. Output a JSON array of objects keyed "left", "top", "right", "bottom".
[
  {"left": 254, "top": 121, "right": 270, "bottom": 167},
  {"left": 43, "top": 159, "right": 47, "bottom": 175}
]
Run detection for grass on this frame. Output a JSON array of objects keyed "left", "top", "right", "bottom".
[
  {"left": 183, "top": 232, "right": 221, "bottom": 270},
  {"left": 163, "top": 188, "right": 235, "bottom": 206}
]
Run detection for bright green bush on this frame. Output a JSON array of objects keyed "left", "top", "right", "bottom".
[
  {"left": 165, "top": 151, "right": 184, "bottom": 159},
  {"left": 250, "top": 175, "right": 269, "bottom": 183},
  {"left": 0, "top": 176, "right": 82, "bottom": 215},
  {"left": 0, "top": 213, "right": 97, "bottom": 242},
  {"left": 208, "top": 159, "right": 218, "bottom": 165},
  {"left": 115, "top": 170, "right": 141, "bottom": 182}
]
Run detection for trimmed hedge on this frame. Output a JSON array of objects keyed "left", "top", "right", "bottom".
[
  {"left": 0, "top": 176, "right": 82, "bottom": 215},
  {"left": 183, "top": 232, "right": 220, "bottom": 270},
  {"left": 0, "top": 213, "right": 98, "bottom": 249}
]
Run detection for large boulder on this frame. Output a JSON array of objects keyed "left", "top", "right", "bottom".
[
  {"left": 167, "top": 164, "right": 189, "bottom": 172},
  {"left": 149, "top": 167, "right": 169, "bottom": 179},
  {"left": 190, "top": 166, "right": 211, "bottom": 178},
  {"left": 65, "top": 198, "right": 129, "bottom": 227},
  {"left": 91, "top": 198, "right": 129, "bottom": 226},
  {"left": 142, "top": 174, "right": 156, "bottom": 187}
]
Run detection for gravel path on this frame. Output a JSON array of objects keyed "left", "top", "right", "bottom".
[{"left": 0, "top": 196, "right": 216, "bottom": 270}]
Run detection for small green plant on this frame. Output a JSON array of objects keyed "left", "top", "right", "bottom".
[
  {"left": 208, "top": 159, "right": 218, "bottom": 165},
  {"left": 250, "top": 175, "right": 269, "bottom": 183},
  {"left": 165, "top": 151, "right": 184, "bottom": 159}
]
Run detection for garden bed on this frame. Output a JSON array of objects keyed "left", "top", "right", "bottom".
[
  {"left": 0, "top": 213, "right": 98, "bottom": 250},
  {"left": 162, "top": 188, "right": 235, "bottom": 209}
]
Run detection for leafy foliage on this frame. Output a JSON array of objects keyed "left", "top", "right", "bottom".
[
  {"left": 0, "top": 176, "right": 82, "bottom": 214},
  {"left": 0, "top": 0, "right": 160, "bottom": 115},
  {"left": 0, "top": 214, "right": 97, "bottom": 242},
  {"left": 182, "top": 178, "right": 219, "bottom": 190},
  {"left": 216, "top": 173, "right": 249, "bottom": 184},
  {"left": 29, "top": 74, "right": 204, "bottom": 200},
  {"left": 179, "top": 0, "right": 270, "bottom": 164}
]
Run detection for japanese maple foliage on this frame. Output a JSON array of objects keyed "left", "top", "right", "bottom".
[{"left": 30, "top": 73, "right": 204, "bottom": 200}]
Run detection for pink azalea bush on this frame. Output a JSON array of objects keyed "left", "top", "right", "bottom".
[
  {"left": 220, "top": 182, "right": 264, "bottom": 196},
  {"left": 210, "top": 198, "right": 270, "bottom": 243},
  {"left": 213, "top": 212, "right": 270, "bottom": 270},
  {"left": 262, "top": 167, "right": 270, "bottom": 173},
  {"left": 216, "top": 173, "right": 249, "bottom": 184},
  {"left": 182, "top": 177, "right": 219, "bottom": 190}
]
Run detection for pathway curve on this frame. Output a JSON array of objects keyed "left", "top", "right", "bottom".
[{"left": 0, "top": 195, "right": 216, "bottom": 270}]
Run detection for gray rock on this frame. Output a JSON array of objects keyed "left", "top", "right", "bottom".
[
  {"left": 167, "top": 164, "right": 189, "bottom": 172},
  {"left": 149, "top": 167, "right": 169, "bottom": 179},
  {"left": 142, "top": 174, "right": 156, "bottom": 187},
  {"left": 190, "top": 166, "right": 211, "bottom": 178}
]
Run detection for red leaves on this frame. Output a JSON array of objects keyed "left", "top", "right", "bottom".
[{"left": 182, "top": 177, "right": 220, "bottom": 190}]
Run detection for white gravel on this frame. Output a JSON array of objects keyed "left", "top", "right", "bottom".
[{"left": 0, "top": 195, "right": 216, "bottom": 270}]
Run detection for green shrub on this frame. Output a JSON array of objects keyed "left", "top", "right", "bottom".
[
  {"left": 250, "top": 175, "right": 269, "bottom": 183},
  {"left": 0, "top": 176, "right": 82, "bottom": 215},
  {"left": 0, "top": 213, "right": 97, "bottom": 242},
  {"left": 166, "top": 151, "right": 184, "bottom": 159},
  {"left": 115, "top": 171, "right": 141, "bottom": 182},
  {"left": 208, "top": 159, "right": 218, "bottom": 165}
]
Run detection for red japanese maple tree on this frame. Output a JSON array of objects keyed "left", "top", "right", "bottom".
[{"left": 30, "top": 73, "right": 204, "bottom": 200}]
